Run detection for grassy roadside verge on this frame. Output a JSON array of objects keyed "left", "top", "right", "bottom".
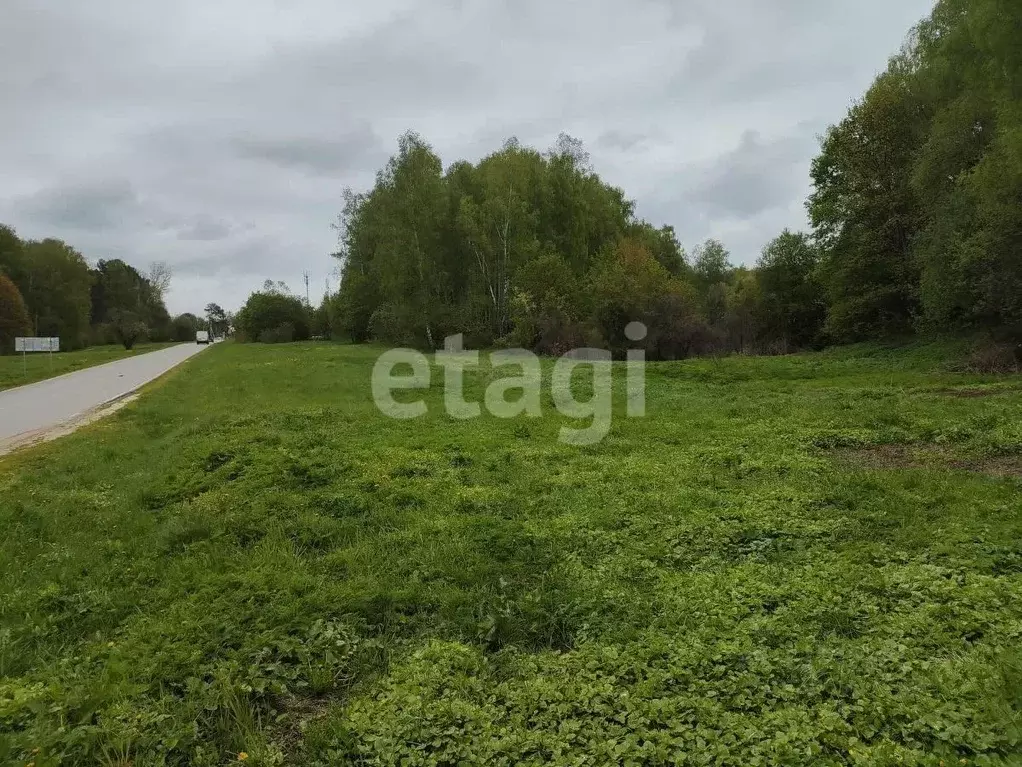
[
  {"left": 0, "top": 342, "right": 180, "bottom": 391},
  {"left": 1, "top": 341, "right": 1020, "bottom": 765}
]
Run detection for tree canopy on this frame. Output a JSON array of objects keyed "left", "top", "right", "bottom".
[
  {"left": 329, "top": 132, "right": 824, "bottom": 358},
  {"left": 809, "top": 0, "right": 1022, "bottom": 341}
]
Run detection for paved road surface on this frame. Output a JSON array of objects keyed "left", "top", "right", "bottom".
[{"left": 0, "top": 343, "right": 208, "bottom": 450}]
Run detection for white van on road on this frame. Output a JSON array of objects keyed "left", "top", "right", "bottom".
[{"left": 196, "top": 330, "right": 210, "bottom": 345}]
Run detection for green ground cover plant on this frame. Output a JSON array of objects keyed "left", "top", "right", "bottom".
[
  {"left": 0, "top": 341, "right": 1020, "bottom": 765},
  {"left": 0, "top": 343, "right": 179, "bottom": 391}
]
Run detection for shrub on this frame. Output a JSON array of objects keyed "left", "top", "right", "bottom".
[
  {"left": 87, "top": 322, "right": 117, "bottom": 347},
  {"left": 589, "top": 238, "right": 674, "bottom": 357},
  {"left": 109, "top": 309, "right": 148, "bottom": 350},
  {"left": 257, "top": 323, "right": 296, "bottom": 344},
  {"left": 646, "top": 288, "right": 716, "bottom": 360},
  {"left": 236, "top": 291, "right": 310, "bottom": 343},
  {"left": 368, "top": 303, "right": 421, "bottom": 346},
  {"left": 534, "top": 308, "right": 591, "bottom": 357},
  {"left": 956, "top": 341, "right": 1022, "bottom": 374},
  {"left": 146, "top": 318, "right": 173, "bottom": 343},
  {"left": 171, "top": 313, "right": 200, "bottom": 342}
]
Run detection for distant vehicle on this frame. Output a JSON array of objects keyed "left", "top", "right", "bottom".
[{"left": 196, "top": 330, "right": 210, "bottom": 345}]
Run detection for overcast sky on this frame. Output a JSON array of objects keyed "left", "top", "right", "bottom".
[{"left": 2, "top": 0, "right": 935, "bottom": 315}]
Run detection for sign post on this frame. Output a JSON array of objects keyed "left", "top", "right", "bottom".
[{"left": 14, "top": 337, "right": 60, "bottom": 379}]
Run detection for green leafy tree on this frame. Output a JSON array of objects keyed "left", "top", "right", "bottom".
[
  {"left": 457, "top": 142, "right": 544, "bottom": 338},
  {"left": 17, "top": 239, "right": 93, "bottom": 349},
  {"left": 205, "top": 303, "right": 229, "bottom": 339},
  {"left": 724, "top": 269, "right": 762, "bottom": 354},
  {"left": 235, "top": 291, "right": 310, "bottom": 343},
  {"left": 692, "top": 239, "right": 734, "bottom": 292},
  {"left": 0, "top": 225, "right": 25, "bottom": 286},
  {"left": 309, "top": 297, "right": 331, "bottom": 338},
  {"left": 171, "top": 313, "right": 200, "bottom": 342},
  {"left": 646, "top": 280, "right": 711, "bottom": 360},
  {"left": 109, "top": 309, "right": 148, "bottom": 350},
  {"left": 908, "top": 0, "right": 1022, "bottom": 332},
  {"left": 510, "top": 250, "right": 583, "bottom": 350},
  {"left": 376, "top": 132, "right": 449, "bottom": 347},
  {"left": 756, "top": 231, "right": 826, "bottom": 350},
  {"left": 809, "top": 62, "right": 928, "bottom": 341},
  {"left": 590, "top": 237, "right": 675, "bottom": 356},
  {"left": 333, "top": 190, "right": 383, "bottom": 343},
  {"left": 808, "top": 0, "right": 1022, "bottom": 340},
  {"left": 336, "top": 133, "right": 451, "bottom": 347},
  {"left": 0, "top": 272, "right": 31, "bottom": 354},
  {"left": 538, "top": 134, "right": 632, "bottom": 275},
  {"left": 90, "top": 259, "right": 170, "bottom": 343},
  {"left": 628, "top": 222, "right": 690, "bottom": 279}
]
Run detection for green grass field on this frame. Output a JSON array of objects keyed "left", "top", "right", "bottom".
[
  {"left": 1, "top": 341, "right": 1021, "bottom": 766},
  {"left": 0, "top": 343, "right": 179, "bottom": 391}
]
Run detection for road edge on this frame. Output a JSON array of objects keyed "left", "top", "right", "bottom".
[{"left": 0, "top": 344, "right": 211, "bottom": 458}]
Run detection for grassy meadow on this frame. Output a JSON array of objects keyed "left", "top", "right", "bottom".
[
  {"left": 0, "top": 343, "right": 180, "bottom": 391},
  {"left": 1, "top": 341, "right": 1021, "bottom": 766}
]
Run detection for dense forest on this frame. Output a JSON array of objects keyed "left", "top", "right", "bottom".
[
  {"left": 0, "top": 224, "right": 225, "bottom": 353},
  {"left": 331, "top": 0, "right": 1021, "bottom": 362},
  {"left": 810, "top": 0, "right": 1021, "bottom": 341}
]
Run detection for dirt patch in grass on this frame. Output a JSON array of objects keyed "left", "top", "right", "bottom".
[
  {"left": 935, "top": 386, "right": 1007, "bottom": 398},
  {"left": 949, "top": 455, "right": 1022, "bottom": 477},
  {"left": 273, "top": 695, "right": 335, "bottom": 758},
  {"left": 833, "top": 443, "right": 1022, "bottom": 477},
  {"left": 938, "top": 387, "right": 999, "bottom": 398}
]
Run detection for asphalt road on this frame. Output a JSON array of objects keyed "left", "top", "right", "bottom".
[{"left": 0, "top": 342, "right": 209, "bottom": 450}]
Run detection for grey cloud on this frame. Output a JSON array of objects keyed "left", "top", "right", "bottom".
[
  {"left": 167, "top": 232, "right": 305, "bottom": 283},
  {"left": 231, "top": 125, "right": 384, "bottom": 176},
  {"left": 596, "top": 131, "right": 652, "bottom": 153},
  {"left": 14, "top": 179, "right": 236, "bottom": 245},
  {"left": 676, "top": 50, "right": 860, "bottom": 105},
  {"left": 651, "top": 0, "right": 909, "bottom": 111},
  {"left": 249, "top": 12, "right": 492, "bottom": 117},
  {"left": 14, "top": 178, "right": 140, "bottom": 231},
  {"left": 681, "top": 128, "right": 818, "bottom": 219},
  {"left": 632, "top": 126, "right": 821, "bottom": 265},
  {"left": 176, "top": 216, "right": 232, "bottom": 242},
  {"left": 467, "top": 120, "right": 565, "bottom": 160}
]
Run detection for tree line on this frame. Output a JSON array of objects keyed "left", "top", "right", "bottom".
[
  {"left": 0, "top": 224, "right": 225, "bottom": 353},
  {"left": 326, "top": 131, "right": 826, "bottom": 359},
  {"left": 327, "top": 0, "right": 1020, "bottom": 361}
]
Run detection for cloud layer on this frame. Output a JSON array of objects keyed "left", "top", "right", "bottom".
[{"left": 1, "top": 0, "right": 935, "bottom": 313}]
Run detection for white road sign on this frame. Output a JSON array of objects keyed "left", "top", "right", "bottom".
[{"left": 15, "top": 337, "right": 60, "bottom": 353}]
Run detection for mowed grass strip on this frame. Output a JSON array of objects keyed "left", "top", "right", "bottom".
[
  {"left": 1, "top": 341, "right": 1021, "bottom": 766},
  {"left": 0, "top": 342, "right": 180, "bottom": 391}
]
